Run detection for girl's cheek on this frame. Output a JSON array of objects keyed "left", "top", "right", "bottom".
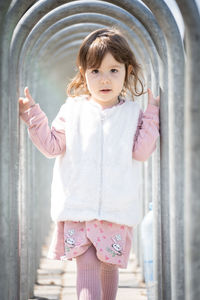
[{"left": 88, "top": 74, "right": 98, "bottom": 81}]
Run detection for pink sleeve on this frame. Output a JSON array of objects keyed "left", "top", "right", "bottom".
[
  {"left": 132, "top": 104, "right": 160, "bottom": 161},
  {"left": 20, "top": 103, "right": 66, "bottom": 158}
]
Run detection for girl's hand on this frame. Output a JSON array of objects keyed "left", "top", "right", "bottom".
[
  {"left": 147, "top": 88, "right": 160, "bottom": 107},
  {"left": 18, "top": 87, "right": 35, "bottom": 115}
]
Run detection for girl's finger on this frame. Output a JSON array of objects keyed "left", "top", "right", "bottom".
[
  {"left": 24, "top": 87, "right": 33, "bottom": 101},
  {"left": 19, "top": 97, "right": 29, "bottom": 105},
  {"left": 24, "top": 86, "right": 28, "bottom": 95},
  {"left": 19, "top": 97, "right": 25, "bottom": 104},
  {"left": 147, "top": 88, "right": 154, "bottom": 99},
  {"left": 148, "top": 89, "right": 160, "bottom": 101}
]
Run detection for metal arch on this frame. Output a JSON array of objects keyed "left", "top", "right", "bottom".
[
  {"left": 18, "top": 2, "right": 159, "bottom": 298},
  {"left": 0, "top": 1, "right": 41, "bottom": 299},
  {"left": 3, "top": 1, "right": 161, "bottom": 298},
  {"left": 17, "top": 2, "right": 160, "bottom": 91},
  {"left": 139, "top": 1, "right": 185, "bottom": 300},
  {"left": 14, "top": 2, "right": 157, "bottom": 298},
  {"left": 13, "top": 1, "right": 158, "bottom": 66},
  {"left": 1, "top": 0, "right": 199, "bottom": 300},
  {"left": 26, "top": 18, "right": 152, "bottom": 73},
  {"left": 175, "top": 1, "right": 200, "bottom": 299}
]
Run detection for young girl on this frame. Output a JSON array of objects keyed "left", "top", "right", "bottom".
[{"left": 19, "top": 28, "right": 160, "bottom": 300}]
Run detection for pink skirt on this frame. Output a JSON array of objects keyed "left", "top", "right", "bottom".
[{"left": 48, "top": 219, "right": 134, "bottom": 269}]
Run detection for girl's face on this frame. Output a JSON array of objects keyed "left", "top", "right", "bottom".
[{"left": 84, "top": 52, "right": 126, "bottom": 108}]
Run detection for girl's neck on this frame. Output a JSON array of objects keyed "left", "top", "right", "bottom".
[{"left": 88, "top": 96, "right": 121, "bottom": 110}]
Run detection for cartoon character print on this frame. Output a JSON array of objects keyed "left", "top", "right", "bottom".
[
  {"left": 64, "top": 228, "right": 76, "bottom": 252},
  {"left": 106, "top": 233, "right": 123, "bottom": 257}
]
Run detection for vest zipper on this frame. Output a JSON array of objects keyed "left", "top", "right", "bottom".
[{"left": 98, "top": 114, "right": 104, "bottom": 217}]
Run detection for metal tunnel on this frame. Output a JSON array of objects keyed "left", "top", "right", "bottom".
[{"left": 0, "top": 0, "right": 200, "bottom": 299}]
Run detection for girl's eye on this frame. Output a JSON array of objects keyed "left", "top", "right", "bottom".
[
  {"left": 91, "top": 69, "right": 99, "bottom": 74},
  {"left": 111, "top": 69, "right": 118, "bottom": 73}
]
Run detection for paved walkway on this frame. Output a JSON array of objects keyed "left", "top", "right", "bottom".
[{"left": 30, "top": 224, "right": 147, "bottom": 300}]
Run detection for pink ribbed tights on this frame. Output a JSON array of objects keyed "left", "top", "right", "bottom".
[{"left": 76, "top": 244, "right": 119, "bottom": 300}]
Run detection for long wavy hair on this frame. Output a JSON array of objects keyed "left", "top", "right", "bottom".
[{"left": 67, "top": 27, "right": 145, "bottom": 100}]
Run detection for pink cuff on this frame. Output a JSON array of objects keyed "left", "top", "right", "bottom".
[{"left": 20, "top": 103, "right": 42, "bottom": 125}]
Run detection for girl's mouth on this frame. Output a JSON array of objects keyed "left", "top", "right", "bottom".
[{"left": 100, "top": 89, "right": 112, "bottom": 93}]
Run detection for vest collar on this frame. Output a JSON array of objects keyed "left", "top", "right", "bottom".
[{"left": 82, "top": 94, "right": 126, "bottom": 113}]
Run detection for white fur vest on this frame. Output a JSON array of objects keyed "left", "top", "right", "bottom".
[{"left": 50, "top": 95, "right": 142, "bottom": 227}]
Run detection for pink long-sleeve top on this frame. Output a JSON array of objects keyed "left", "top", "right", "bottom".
[{"left": 20, "top": 99, "right": 160, "bottom": 161}]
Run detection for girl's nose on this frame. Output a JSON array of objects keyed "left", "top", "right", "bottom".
[{"left": 100, "top": 74, "right": 110, "bottom": 84}]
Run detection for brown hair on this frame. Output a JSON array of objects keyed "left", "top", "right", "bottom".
[{"left": 67, "top": 27, "right": 145, "bottom": 100}]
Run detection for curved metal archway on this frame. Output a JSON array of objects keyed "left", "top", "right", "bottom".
[{"left": 0, "top": 1, "right": 199, "bottom": 299}]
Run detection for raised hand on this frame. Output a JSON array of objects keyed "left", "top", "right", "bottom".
[
  {"left": 147, "top": 88, "right": 160, "bottom": 107},
  {"left": 18, "top": 87, "right": 35, "bottom": 115}
]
